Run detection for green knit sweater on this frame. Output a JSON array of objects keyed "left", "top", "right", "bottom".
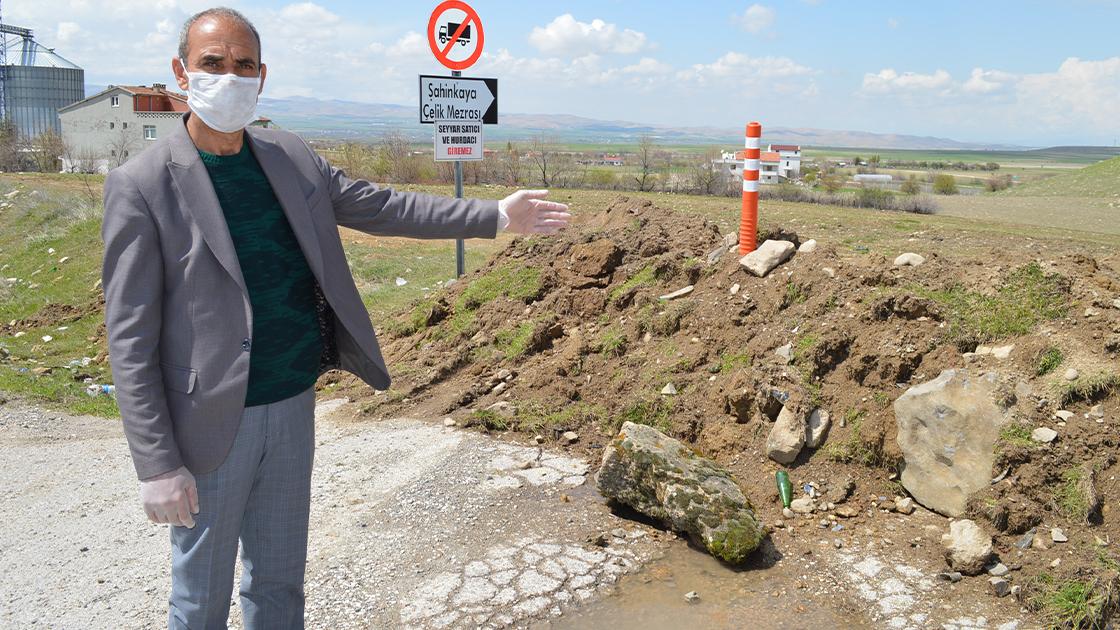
[{"left": 199, "top": 141, "right": 322, "bottom": 407}]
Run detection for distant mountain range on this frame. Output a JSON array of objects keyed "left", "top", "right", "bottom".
[
  {"left": 84, "top": 85, "right": 1025, "bottom": 150},
  {"left": 254, "top": 95, "right": 1030, "bottom": 150}
]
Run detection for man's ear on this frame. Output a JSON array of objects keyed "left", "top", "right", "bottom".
[
  {"left": 173, "top": 58, "right": 189, "bottom": 92},
  {"left": 258, "top": 63, "right": 267, "bottom": 95}
]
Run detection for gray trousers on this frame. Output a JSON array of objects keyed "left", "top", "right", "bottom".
[{"left": 168, "top": 387, "right": 316, "bottom": 630}]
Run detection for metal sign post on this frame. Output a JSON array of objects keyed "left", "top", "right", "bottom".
[
  {"left": 425, "top": 0, "right": 492, "bottom": 278},
  {"left": 453, "top": 68, "right": 465, "bottom": 278}
]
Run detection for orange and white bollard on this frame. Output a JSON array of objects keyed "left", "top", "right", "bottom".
[{"left": 739, "top": 122, "right": 762, "bottom": 255}]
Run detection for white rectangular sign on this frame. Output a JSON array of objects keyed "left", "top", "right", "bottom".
[
  {"left": 434, "top": 121, "right": 483, "bottom": 161},
  {"left": 419, "top": 75, "right": 498, "bottom": 125}
]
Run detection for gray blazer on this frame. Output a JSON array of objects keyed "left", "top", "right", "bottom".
[{"left": 102, "top": 118, "right": 498, "bottom": 479}]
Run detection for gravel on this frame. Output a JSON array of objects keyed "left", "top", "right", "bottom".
[{"left": 0, "top": 399, "right": 661, "bottom": 629}]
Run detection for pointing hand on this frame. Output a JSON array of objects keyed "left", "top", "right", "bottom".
[{"left": 499, "top": 190, "right": 571, "bottom": 235}]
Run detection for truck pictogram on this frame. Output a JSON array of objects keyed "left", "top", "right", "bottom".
[{"left": 439, "top": 22, "right": 472, "bottom": 46}]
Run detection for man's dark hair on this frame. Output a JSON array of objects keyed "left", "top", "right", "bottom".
[{"left": 178, "top": 7, "right": 262, "bottom": 62}]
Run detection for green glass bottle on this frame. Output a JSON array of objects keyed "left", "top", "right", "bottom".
[{"left": 776, "top": 470, "right": 793, "bottom": 508}]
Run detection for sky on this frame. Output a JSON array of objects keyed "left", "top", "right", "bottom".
[{"left": 8, "top": 0, "right": 1120, "bottom": 146}]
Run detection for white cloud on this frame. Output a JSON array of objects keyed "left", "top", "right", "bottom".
[
  {"left": 962, "top": 68, "right": 1016, "bottom": 94},
  {"left": 861, "top": 68, "right": 953, "bottom": 93},
  {"left": 886, "top": 17, "right": 900, "bottom": 29},
  {"left": 1016, "top": 57, "right": 1120, "bottom": 130},
  {"left": 682, "top": 52, "right": 813, "bottom": 83},
  {"left": 528, "top": 14, "right": 649, "bottom": 56},
  {"left": 622, "top": 57, "right": 674, "bottom": 75},
  {"left": 734, "top": 4, "right": 775, "bottom": 34},
  {"left": 56, "top": 22, "right": 81, "bottom": 43}
]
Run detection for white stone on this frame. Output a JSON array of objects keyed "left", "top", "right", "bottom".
[
  {"left": 790, "top": 497, "right": 816, "bottom": 514},
  {"left": 941, "top": 519, "right": 993, "bottom": 576},
  {"left": 739, "top": 240, "right": 796, "bottom": 277},
  {"left": 443, "top": 418, "right": 457, "bottom": 427},
  {"left": 1055, "top": 410, "right": 1075, "bottom": 421},
  {"left": 561, "top": 431, "right": 579, "bottom": 445},
  {"left": 798, "top": 239, "right": 818, "bottom": 253},
  {"left": 1031, "top": 427, "right": 1058, "bottom": 443},
  {"left": 661, "top": 383, "right": 678, "bottom": 396},
  {"left": 775, "top": 343, "right": 794, "bottom": 364},
  {"left": 894, "top": 370, "right": 1008, "bottom": 517},
  {"left": 766, "top": 406, "right": 806, "bottom": 465},
  {"left": 893, "top": 253, "right": 925, "bottom": 267},
  {"left": 1051, "top": 527, "right": 1068, "bottom": 543},
  {"left": 806, "top": 409, "right": 831, "bottom": 448},
  {"left": 822, "top": 267, "right": 836, "bottom": 278},
  {"left": 1065, "top": 368, "right": 1080, "bottom": 381},
  {"left": 659, "top": 285, "right": 694, "bottom": 301},
  {"left": 729, "top": 283, "right": 741, "bottom": 295}
]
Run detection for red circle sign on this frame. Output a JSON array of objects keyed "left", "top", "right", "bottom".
[{"left": 427, "top": 0, "right": 485, "bottom": 71}]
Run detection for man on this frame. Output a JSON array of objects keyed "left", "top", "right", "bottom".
[{"left": 101, "top": 7, "right": 570, "bottom": 629}]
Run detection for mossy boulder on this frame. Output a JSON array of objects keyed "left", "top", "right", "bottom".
[{"left": 595, "top": 421, "right": 766, "bottom": 564}]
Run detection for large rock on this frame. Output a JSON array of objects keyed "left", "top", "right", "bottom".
[
  {"left": 894, "top": 370, "right": 1009, "bottom": 517},
  {"left": 941, "top": 519, "right": 993, "bottom": 576},
  {"left": 739, "top": 240, "right": 796, "bottom": 277},
  {"left": 766, "top": 406, "right": 806, "bottom": 464},
  {"left": 597, "top": 422, "right": 765, "bottom": 564}
]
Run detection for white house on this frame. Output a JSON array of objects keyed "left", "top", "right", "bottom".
[
  {"left": 713, "top": 143, "right": 803, "bottom": 184},
  {"left": 768, "top": 144, "right": 802, "bottom": 180},
  {"left": 58, "top": 83, "right": 272, "bottom": 173},
  {"left": 58, "top": 84, "right": 190, "bottom": 173}
]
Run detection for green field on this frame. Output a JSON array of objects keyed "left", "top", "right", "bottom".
[
  {"left": 1003, "top": 156, "right": 1120, "bottom": 197},
  {"left": 804, "top": 145, "right": 1120, "bottom": 167}
]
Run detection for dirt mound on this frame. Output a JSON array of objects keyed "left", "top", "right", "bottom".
[{"left": 351, "top": 194, "right": 1120, "bottom": 626}]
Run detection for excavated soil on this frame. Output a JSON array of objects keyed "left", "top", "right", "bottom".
[{"left": 337, "top": 195, "right": 1120, "bottom": 625}]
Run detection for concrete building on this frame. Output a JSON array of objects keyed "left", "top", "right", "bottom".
[
  {"left": 1, "top": 26, "right": 85, "bottom": 140},
  {"left": 768, "top": 144, "right": 802, "bottom": 180},
  {"left": 712, "top": 143, "right": 803, "bottom": 184},
  {"left": 59, "top": 84, "right": 188, "bottom": 173},
  {"left": 59, "top": 83, "right": 274, "bottom": 173}
]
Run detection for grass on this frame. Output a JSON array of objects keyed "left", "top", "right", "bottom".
[
  {"left": 911, "top": 262, "right": 1070, "bottom": 348},
  {"left": 465, "top": 409, "right": 509, "bottom": 432},
  {"left": 598, "top": 326, "right": 627, "bottom": 358},
  {"left": 516, "top": 401, "right": 606, "bottom": 436},
  {"left": 1036, "top": 347, "right": 1065, "bottom": 376},
  {"left": 0, "top": 181, "right": 117, "bottom": 416},
  {"left": 607, "top": 398, "right": 674, "bottom": 435},
  {"left": 793, "top": 333, "right": 819, "bottom": 364},
  {"left": 609, "top": 264, "right": 658, "bottom": 303},
  {"left": 1028, "top": 573, "right": 1114, "bottom": 630},
  {"left": 1056, "top": 467, "right": 1090, "bottom": 522},
  {"left": 999, "top": 422, "right": 1037, "bottom": 449},
  {"left": 825, "top": 409, "right": 881, "bottom": 466},
  {"left": 494, "top": 320, "right": 536, "bottom": 358},
  {"left": 441, "top": 264, "right": 544, "bottom": 339},
  {"left": 1052, "top": 370, "right": 1120, "bottom": 406},
  {"left": 717, "top": 350, "right": 752, "bottom": 373},
  {"left": 782, "top": 281, "right": 808, "bottom": 308},
  {"left": 1007, "top": 155, "right": 1120, "bottom": 198}
]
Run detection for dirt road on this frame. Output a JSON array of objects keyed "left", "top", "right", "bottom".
[
  {"left": 0, "top": 399, "right": 662, "bottom": 628},
  {"left": 1, "top": 399, "right": 1023, "bottom": 629}
]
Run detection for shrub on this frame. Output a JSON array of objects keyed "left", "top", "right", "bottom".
[
  {"left": 933, "top": 174, "right": 959, "bottom": 195},
  {"left": 900, "top": 175, "right": 921, "bottom": 195},
  {"left": 985, "top": 174, "right": 1013, "bottom": 192}
]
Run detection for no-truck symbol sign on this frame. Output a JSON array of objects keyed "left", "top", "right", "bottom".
[{"left": 427, "top": 0, "right": 485, "bottom": 71}]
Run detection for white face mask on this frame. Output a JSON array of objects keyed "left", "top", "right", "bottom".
[{"left": 180, "top": 58, "right": 261, "bottom": 133}]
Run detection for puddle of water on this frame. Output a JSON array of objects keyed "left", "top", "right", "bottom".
[{"left": 540, "top": 541, "right": 870, "bottom": 630}]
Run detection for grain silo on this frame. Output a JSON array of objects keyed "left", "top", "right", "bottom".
[{"left": 1, "top": 24, "right": 84, "bottom": 140}]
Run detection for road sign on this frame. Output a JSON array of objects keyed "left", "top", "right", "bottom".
[
  {"left": 427, "top": 0, "right": 485, "bottom": 71},
  {"left": 434, "top": 121, "right": 483, "bottom": 161},
  {"left": 419, "top": 75, "right": 497, "bottom": 125}
]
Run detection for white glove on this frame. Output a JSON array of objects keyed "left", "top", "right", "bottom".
[
  {"left": 139, "top": 465, "right": 199, "bottom": 528},
  {"left": 498, "top": 190, "right": 572, "bottom": 235}
]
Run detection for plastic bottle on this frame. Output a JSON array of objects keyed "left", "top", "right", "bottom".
[{"left": 776, "top": 470, "right": 793, "bottom": 508}]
